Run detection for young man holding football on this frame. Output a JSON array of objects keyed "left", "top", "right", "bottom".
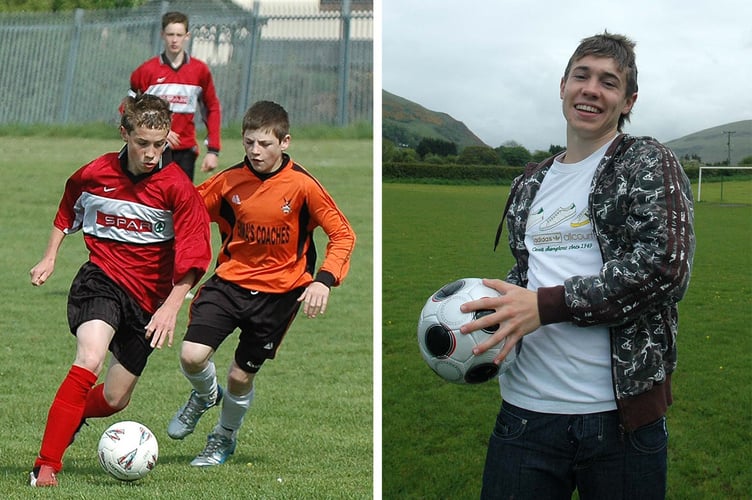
[
  {"left": 127, "top": 11, "right": 222, "bottom": 180},
  {"left": 165, "top": 100, "right": 356, "bottom": 467},
  {"left": 462, "top": 32, "right": 695, "bottom": 499},
  {"left": 28, "top": 93, "right": 212, "bottom": 487}
]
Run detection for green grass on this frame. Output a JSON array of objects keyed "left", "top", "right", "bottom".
[
  {"left": 0, "top": 135, "right": 373, "bottom": 499},
  {"left": 382, "top": 182, "right": 752, "bottom": 499}
]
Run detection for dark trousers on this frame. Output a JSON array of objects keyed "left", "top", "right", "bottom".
[{"left": 481, "top": 401, "right": 667, "bottom": 500}]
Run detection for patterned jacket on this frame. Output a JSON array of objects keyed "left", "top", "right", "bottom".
[{"left": 496, "top": 134, "right": 695, "bottom": 432}]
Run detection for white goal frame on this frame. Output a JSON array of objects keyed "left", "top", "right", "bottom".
[{"left": 697, "top": 166, "right": 752, "bottom": 202}]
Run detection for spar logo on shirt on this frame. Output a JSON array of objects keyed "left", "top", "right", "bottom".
[
  {"left": 161, "top": 94, "right": 190, "bottom": 106},
  {"left": 96, "top": 211, "right": 165, "bottom": 234}
]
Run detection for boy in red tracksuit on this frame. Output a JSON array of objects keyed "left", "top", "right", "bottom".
[
  {"left": 128, "top": 11, "right": 222, "bottom": 181},
  {"left": 29, "top": 94, "right": 212, "bottom": 487}
]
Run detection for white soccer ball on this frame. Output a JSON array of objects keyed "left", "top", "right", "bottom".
[
  {"left": 417, "top": 278, "right": 518, "bottom": 384},
  {"left": 97, "top": 421, "right": 158, "bottom": 481}
]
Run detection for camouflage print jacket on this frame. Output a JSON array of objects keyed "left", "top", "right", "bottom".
[{"left": 495, "top": 134, "right": 695, "bottom": 432}]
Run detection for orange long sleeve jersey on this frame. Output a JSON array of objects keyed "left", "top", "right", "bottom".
[{"left": 198, "top": 154, "right": 355, "bottom": 293}]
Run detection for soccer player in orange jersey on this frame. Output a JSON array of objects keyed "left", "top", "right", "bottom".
[{"left": 167, "top": 100, "right": 356, "bottom": 466}]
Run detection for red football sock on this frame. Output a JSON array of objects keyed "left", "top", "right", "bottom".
[
  {"left": 35, "top": 365, "right": 97, "bottom": 472},
  {"left": 82, "top": 383, "right": 123, "bottom": 419}
]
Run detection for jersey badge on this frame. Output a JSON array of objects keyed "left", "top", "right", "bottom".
[{"left": 281, "top": 198, "right": 292, "bottom": 215}]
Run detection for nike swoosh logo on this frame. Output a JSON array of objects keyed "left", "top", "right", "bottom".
[
  {"left": 104, "top": 187, "right": 116, "bottom": 192},
  {"left": 157, "top": 77, "right": 166, "bottom": 83}
]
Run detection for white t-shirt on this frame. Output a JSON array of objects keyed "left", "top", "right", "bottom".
[{"left": 500, "top": 138, "right": 617, "bottom": 414}]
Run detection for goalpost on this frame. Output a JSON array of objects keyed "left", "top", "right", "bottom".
[{"left": 697, "top": 166, "right": 752, "bottom": 202}]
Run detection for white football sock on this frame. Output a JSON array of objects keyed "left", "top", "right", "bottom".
[
  {"left": 216, "top": 387, "right": 255, "bottom": 437},
  {"left": 183, "top": 360, "right": 218, "bottom": 403}
]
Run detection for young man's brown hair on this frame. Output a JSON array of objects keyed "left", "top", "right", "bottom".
[{"left": 563, "top": 31, "right": 638, "bottom": 131}]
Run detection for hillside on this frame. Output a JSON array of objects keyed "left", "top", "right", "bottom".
[
  {"left": 665, "top": 120, "right": 752, "bottom": 165},
  {"left": 382, "top": 90, "right": 487, "bottom": 150},
  {"left": 384, "top": 90, "right": 750, "bottom": 164}
]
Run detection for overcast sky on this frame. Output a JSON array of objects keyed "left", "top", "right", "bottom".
[{"left": 381, "top": 0, "right": 752, "bottom": 152}]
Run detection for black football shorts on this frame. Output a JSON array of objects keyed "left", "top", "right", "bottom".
[
  {"left": 185, "top": 275, "right": 303, "bottom": 373},
  {"left": 67, "top": 262, "right": 154, "bottom": 376}
]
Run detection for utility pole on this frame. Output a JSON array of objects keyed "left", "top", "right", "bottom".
[
  {"left": 723, "top": 130, "right": 736, "bottom": 166},
  {"left": 721, "top": 130, "right": 736, "bottom": 201}
]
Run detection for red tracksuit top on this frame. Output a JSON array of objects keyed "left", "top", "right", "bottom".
[
  {"left": 53, "top": 148, "right": 212, "bottom": 313},
  {"left": 129, "top": 53, "right": 222, "bottom": 155}
]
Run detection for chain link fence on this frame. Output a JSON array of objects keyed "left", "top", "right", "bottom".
[{"left": 0, "top": 0, "right": 372, "bottom": 128}]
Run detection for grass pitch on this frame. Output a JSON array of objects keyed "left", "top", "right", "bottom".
[
  {"left": 382, "top": 181, "right": 751, "bottom": 499},
  {"left": 0, "top": 135, "right": 373, "bottom": 499}
]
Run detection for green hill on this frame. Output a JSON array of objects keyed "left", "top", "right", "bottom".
[
  {"left": 665, "top": 120, "right": 752, "bottom": 165},
  {"left": 382, "top": 90, "right": 487, "bottom": 150},
  {"left": 383, "top": 89, "right": 750, "bottom": 165}
]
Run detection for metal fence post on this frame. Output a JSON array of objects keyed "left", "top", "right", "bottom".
[
  {"left": 153, "top": 1, "right": 170, "bottom": 56},
  {"left": 238, "top": 0, "right": 262, "bottom": 118},
  {"left": 60, "top": 8, "right": 84, "bottom": 123},
  {"left": 337, "top": 0, "right": 352, "bottom": 126}
]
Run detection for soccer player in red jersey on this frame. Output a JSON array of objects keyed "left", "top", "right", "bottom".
[
  {"left": 166, "top": 100, "right": 356, "bottom": 467},
  {"left": 128, "top": 11, "right": 222, "bottom": 180},
  {"left": 28, "top": 94, "right": 212, "bottom": 487}
]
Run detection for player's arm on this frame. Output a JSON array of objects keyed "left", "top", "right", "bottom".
[
  {"left": 144, "top": 269, "right": 198, "bottom": 350},
  {"left": 459, "top": 278, "right": 541, "bottom": 364},
  {"left": 297, "top": 282, "right": 330, "bottom": 319},
  {"left": 298, "top": 187, "right": 356, "bottom": 318},
  {"left": 200, "top": 151, "right": 219, "bottom": 173},
  {"left": 30, "top": 226, "right": 66, "bottom": 287},
  {"left": 199, "top": 67, "right": 222, "bottom": 172}
]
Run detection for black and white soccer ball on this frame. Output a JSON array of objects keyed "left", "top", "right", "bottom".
[
  {"left": 97, "top": 421, "right": 158, "bottom": 481},
  {"left": 417, "top": 278, "right": 518, "bottom": 384}
]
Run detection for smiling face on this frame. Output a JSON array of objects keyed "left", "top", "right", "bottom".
[
  {"left": 243, "top": 128, "right": 291, "bottom": 174},
  {"left": 560, "top": 55, "right": 637, "bottom": 144},
  {"left": 120, "top": 125, "right": 169, "bottom": 176}
]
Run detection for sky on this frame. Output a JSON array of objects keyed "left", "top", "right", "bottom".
[{"left": 381, "top": 0, "right": 752, "bottom": 152}]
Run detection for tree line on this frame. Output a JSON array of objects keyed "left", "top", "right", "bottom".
[
  {"left": 384, "top": 136, "right": 752, "bottom": 168},
  {"left": 0, "top": 0, "right": 145, "bottom": 12},
  {"left": 383, "top": 136, "right": 565, "bottom": 167}
]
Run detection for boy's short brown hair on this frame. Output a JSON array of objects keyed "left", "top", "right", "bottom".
[
  {"left": 121, "top": 93, "right": 172, "bottom": 132},
  {"left": 162, "top": 11, "right": 189, "bottom": 31},
  {"left": 564, "top": 31, "right": 638, "bottom": 131},
  {"left": 242, "top": 101, "right": 290, "bottom": 141}
]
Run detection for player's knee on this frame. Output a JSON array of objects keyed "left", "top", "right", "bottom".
[
  {"left": 179, "top": 342, "right": 213, "bottom": 371},
  {"left": 102, "top": 384, "right": 132, "bottom": 411},
  {"left": 73, "top": 354, "right": 106, "bottom": 376},
  {"left": 228, "top": 364, "right": 255, "bottom": 393},
  {"left": 108, "top": 394, "right": 131, "bottom": 412}
]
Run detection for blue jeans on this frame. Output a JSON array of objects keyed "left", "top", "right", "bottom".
[{"left": 481, "top": 401, "right": 667, "bottom": 500}]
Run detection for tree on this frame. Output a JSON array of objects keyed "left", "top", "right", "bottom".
[
  {"left": 459, "top": 145, "right": 498, "bottom": 165},
  {"left": 416, "top": 137, "right": 457, "bottom": 159},
  {"left": 496, "top": 145, "right": 531, "bottom": 166},
  {"left": 531, "top": 150, "right": 550, "bottom": 163},
  {"left": 382, "top": 123, "right": 420, "bottom": 149},
  {"left": 0, "top": 0, "right": 145, "bottom": 11},
  {"left": 739, "top": 155, "right": 752, "bottom": 166}
]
